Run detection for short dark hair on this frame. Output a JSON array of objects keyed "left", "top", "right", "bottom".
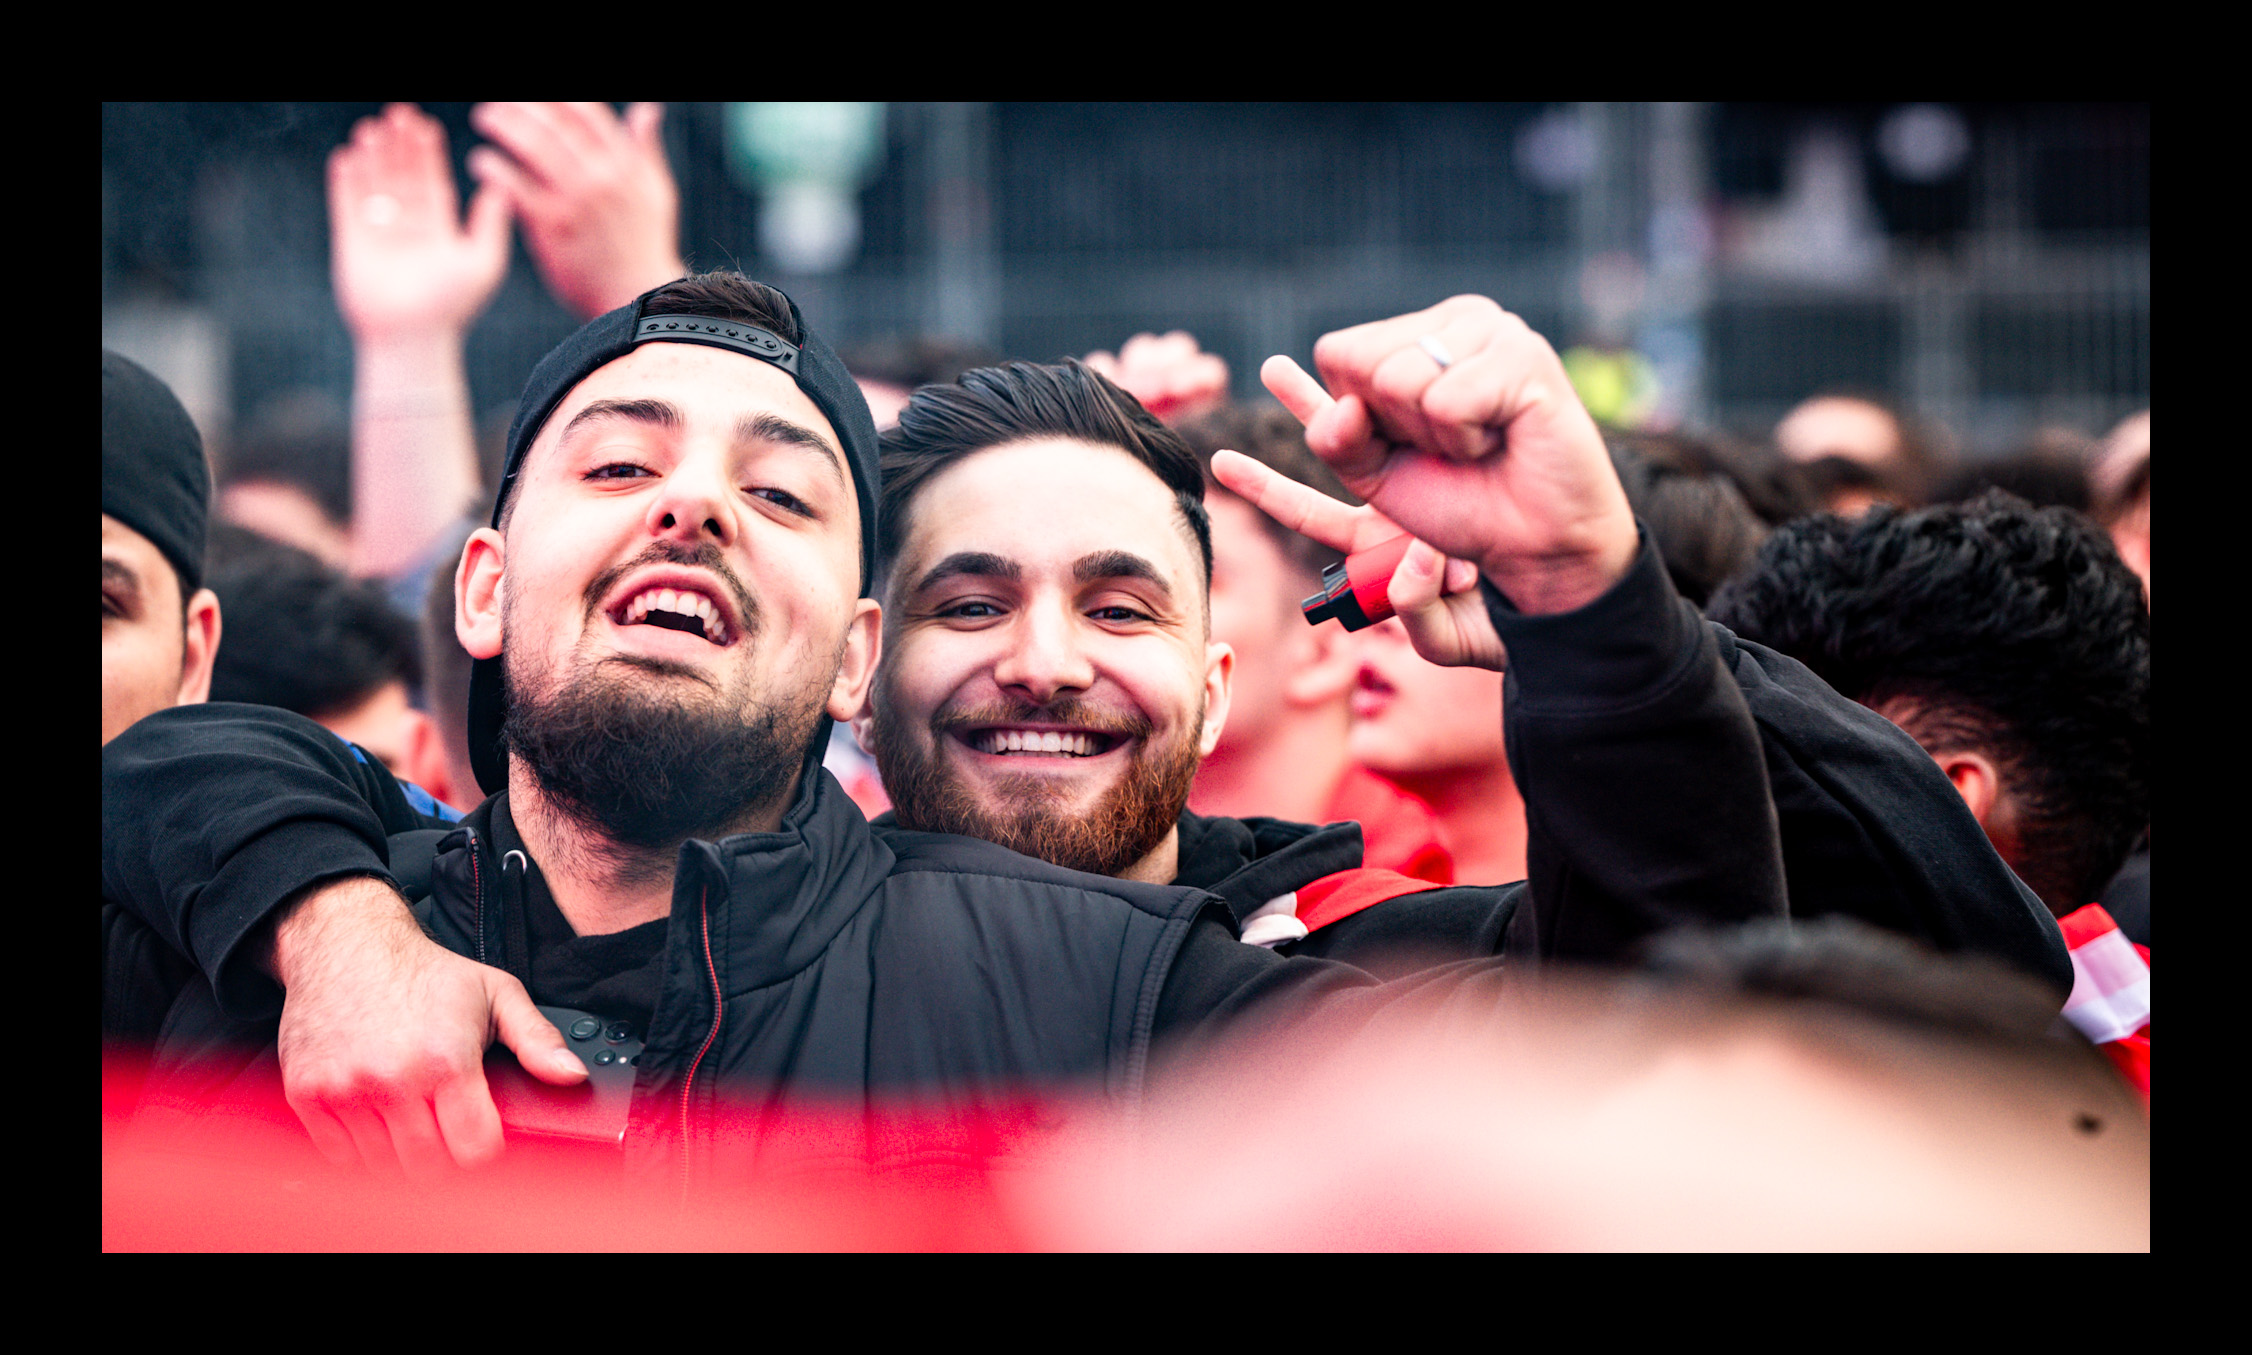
[
  {"left": 1605, "top": 434, "right": 1772, "bottom": 608},
  {"left": 1175, "top": 402, "right": 1356, "bottom": 582},
  {"left": 877, "top": 359, "right": 1213, "bottom": 588},
  {"left": 207, "top": 542, "right": 420, "bottom": 719},
  {"left": 496, "top": 272, "right": 801, "bottom": 531},
  {"left": 1707, "top": 492, "right": 2149, "bottom": 909}
]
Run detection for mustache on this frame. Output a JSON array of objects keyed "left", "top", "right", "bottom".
[
  {"left": 582, "top": 539, "right": 760, "bottom": 637},
  {"left": 930, "top": 695, "right": 1153, "bottom": 741}
]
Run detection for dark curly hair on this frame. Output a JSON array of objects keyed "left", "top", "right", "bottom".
[{"left": 1707, "top": 492, "right": 2149, "bottom": 911}]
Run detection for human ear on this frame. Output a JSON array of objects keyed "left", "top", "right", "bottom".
[
  {"left": 1936, "top": 749, "right": 2003, "bottom": 829},
  {"left": 456, "top": 528, "right": 506, "bottom": 661},
  {"left": 1283, "top": 613, "right": 1360, "bottom": 708},
  {"left": 827, "top": 598, "right": 884, "bottom": 722},
  {"left": 174, "top": 587, "right": 222, "bottom": 706},
  {"left": 1198, "top": 640, "right": 1236, "bottom": 757}
]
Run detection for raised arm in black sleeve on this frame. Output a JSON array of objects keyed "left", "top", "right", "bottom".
[
  {"left": 1490, "top": 529, "right": 1789, "bottom": 963},
  {"left": 101, "top": 701, "right": 451, "bottom": 1020},
  {"left": 1156, "top": 528, "right": 1786, "bottom": 1041}
]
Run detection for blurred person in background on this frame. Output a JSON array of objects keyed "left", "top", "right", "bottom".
[
  {"left": 843, "top": 335, "right": 1004, "bottom": 432},
  {"left": 205, "top": 536, "right": 460, "bottom": 812},
  {"left": 1177, "top": 403, "right": 1453, "bottom": 883},
  {"left": 1708, "top": 492, "right": 2149, "bottom": 1095},
  {"left": 1773, "top": 390, "right": 1950, "bottom": 515},
  {"left": 214, "top": 391, "right": 354, "bottom": 571},
  {"left": 104, "top": 351, "right": 222, "bottom": 749}
]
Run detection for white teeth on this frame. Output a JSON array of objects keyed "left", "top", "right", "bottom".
[
  {"left": 975, "top": 729, "right": 1107, "bottom": 756},
  {"left": 619, "top": 585, "right": 726, "bottom": 643}
]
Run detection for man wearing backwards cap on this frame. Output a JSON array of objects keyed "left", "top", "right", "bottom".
[{"left": 103, "top": 351, "right": 222, "bottom": 746}]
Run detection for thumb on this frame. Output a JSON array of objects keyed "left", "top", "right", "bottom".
[
  {"left": 492, "top": 980, "right": 587, "bottom": 1086},
  {"left": 1389, "top": 538, "right": 1448, "bottom": 625}
]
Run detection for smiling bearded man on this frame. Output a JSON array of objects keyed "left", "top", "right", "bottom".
[{"left": 859, "top": 363, "right": 1221, "bottom": 883}]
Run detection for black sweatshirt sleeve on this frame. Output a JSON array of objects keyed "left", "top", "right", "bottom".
[
  {"left": 1156, "top": 531, "right": 1784, "bottom": 1042},
  {"left": 1489, "top": 530, "right": 1789, "bottom": 963},
  {"left": 101, "top": 702, "right": 447, "bottom": 1020}
]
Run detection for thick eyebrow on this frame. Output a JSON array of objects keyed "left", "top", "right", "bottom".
[
  {"left": 1074, "top": 550, "right": 1174, "bottom": 602},
  {"left": 559, "top": 397, "right": 681, "bottom": 443},
  {"left": 736, "top": 412, "right": 848, "bottom": 494},
  {"left": 911, "top": 551, "right": 1021, "bottom": 595},
  {"left": 103, "top": 557, "right": 143, "bottom": 596}
]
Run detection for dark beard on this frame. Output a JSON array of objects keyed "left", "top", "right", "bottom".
[
  {"left": 503, "top": 656, "right": 816, "bottom": 853},
  {"left": 870, "top": 692, "right": 1201, "bottom": 879}
]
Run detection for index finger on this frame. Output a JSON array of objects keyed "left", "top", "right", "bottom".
[
  {"left": 1210, "top": 450, "right": 1401, "bottom": 555},
  {"left": 1259, "top": 354, "right": 1336, "bottom": 429}
]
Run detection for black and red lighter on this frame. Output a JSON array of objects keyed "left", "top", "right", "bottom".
[{"left": 1300, "top": 534, "right": 1413, "bottom": 632}]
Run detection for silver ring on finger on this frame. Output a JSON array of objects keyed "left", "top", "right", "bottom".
[{"left": 1417, "top": 334, "right": 1455, "bottom": 371}]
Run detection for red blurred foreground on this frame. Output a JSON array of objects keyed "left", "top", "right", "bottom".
[{"left": 105, "top": 983, "right": 2149, "bottom": 1251}]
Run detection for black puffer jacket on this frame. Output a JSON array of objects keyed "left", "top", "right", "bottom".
[{"left": 114, "top": 738, "right": 1228, "bottom": 1187}]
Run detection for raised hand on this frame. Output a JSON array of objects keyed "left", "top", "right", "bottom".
[
  {"left": 329, "top": 104, "right": 513, "bottom": 343},
  {"left": 1211, "top": 450, "right": 1505, "bottom": 670},
  {"left": 1084, "top": 331, "right": 1230, "bottom": 426},
  {"left": 268, "top": 876, "right": 586, "bottom": 1178},
  {"left": 1262, "top": 296, "right": 1637, "bottom": 617},
  {"left": 468, "top": 102, "right": 686, "bottom": 320}
]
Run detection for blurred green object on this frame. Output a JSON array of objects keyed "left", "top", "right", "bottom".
[{"left": 1563, "top": 345, "right": 1661, "bottom": 430}]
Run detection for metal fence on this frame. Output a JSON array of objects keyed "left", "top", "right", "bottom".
[{"left": 103, "top": 102, "right": 2148, "bottom": 461}]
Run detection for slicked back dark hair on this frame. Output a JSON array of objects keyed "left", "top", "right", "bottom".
[
  {"left": 1708, "top": 492, "right": 2149, "bottom": 910},
  {"left": 877, "top": 359, "right": 1213, "bottom": 590}
]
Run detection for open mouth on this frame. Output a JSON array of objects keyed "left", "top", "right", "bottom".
[
  {"left": 609, "top": 584, "right": 734, "bottom": 647},
  {"left": 1348, "top": 665, "right": 1397, "bottom": 720},
  {"left": 958, "top": 727, "right": 1124, "bottom": 758}
]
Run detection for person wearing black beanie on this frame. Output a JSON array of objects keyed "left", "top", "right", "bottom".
[{"left": 103, "top": 350, "right": 222, "bottom": 745}]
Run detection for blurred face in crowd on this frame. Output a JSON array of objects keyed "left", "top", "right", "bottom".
[
  {"left": 102, "top": 514, "right": 220, "bottom": 746},
  {"left": 1774, "top": 396, "right": 1902, "bottom": 469},
  {"left": 1347, "top": 617, "right": 1506, "bottom": 785},
  {"left": 455, "top": 343, "right": 878, "bottom": 837},
  {"left": 860, "top": 438, "right": 1232, "bottom": 881},
  {"left": 1203, "top": 489, "right": 1314, "bottom": 758}
]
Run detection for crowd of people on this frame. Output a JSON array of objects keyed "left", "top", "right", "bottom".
[{"left": 101, "top": 104, "right": 2150, "bottom": 1249}]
